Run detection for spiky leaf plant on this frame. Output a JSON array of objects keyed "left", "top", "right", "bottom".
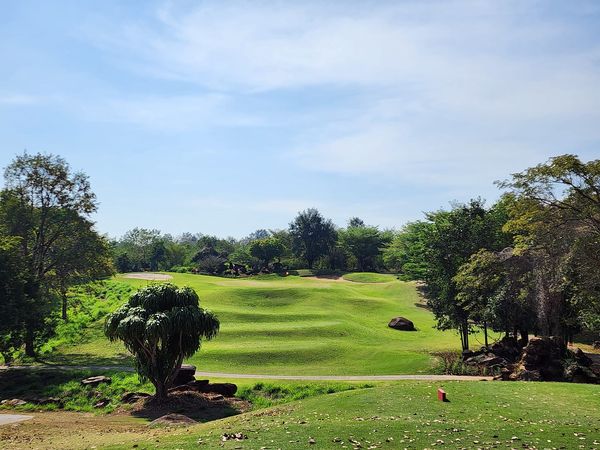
[{"left": 105, "top": 283, "right": 219, "bottom": 401}]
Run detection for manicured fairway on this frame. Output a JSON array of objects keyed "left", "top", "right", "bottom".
[{"left": 51, "top": 272, "right": 500, "bottom": 375}]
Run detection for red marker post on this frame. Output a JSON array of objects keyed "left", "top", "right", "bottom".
[{"left": 437, "top": 388, "right": 447, "bottom": 402}]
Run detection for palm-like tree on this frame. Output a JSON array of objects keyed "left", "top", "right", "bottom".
[{"left": 105, "top": 283, "right": 219, "bottom": 401}]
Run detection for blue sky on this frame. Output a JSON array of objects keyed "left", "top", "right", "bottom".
[{"left": 1, "top": 1, "right": 599, "bottom": 238}]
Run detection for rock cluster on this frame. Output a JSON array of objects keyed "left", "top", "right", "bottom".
[
  {"left": 169, "top": 379, "right": 238, "bottom": 397},
  {"left": 173, "top": 364, "right": 197, "bottom": 386},
  {"left": 464, "top": 336, "right": 599, "bottom": 384}
]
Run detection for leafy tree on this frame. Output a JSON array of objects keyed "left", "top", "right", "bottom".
[
  {"left": 104, "top": 283, "right": 219, "bottom": 401},
  {"left": 249, "top": 236, "right": 285, "bottom": 269},
  {"left": 196, "top": 255, "right": 227, "bottom": 274},
  {"left": 1, "top": 152, "right": 98, "bottom": 355},
  {"left": 289, "top": 208, "right": 337, "bottom": 269},
  {"left": 348, "top": 217, "right": 365, "bottom": 228},
  {"left": 417, "top": 199, "right": 510, "bottom": 350},
  {"left": 499, "top": 154, "right": 600, "bottom": 340},
  {"left": 117, "top": 228, "right": 163, "bottom": 271},
  {"left": 339, "top": 225, "right": 387, "bottom": 271},
  {"left": 0, "top": 235, "right": 27, "bottom": 363},
  {"left": 383, "top": 222, "right": 431, "bottom": 279}
]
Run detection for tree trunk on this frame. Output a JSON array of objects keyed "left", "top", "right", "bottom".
[
  {"left": 153, "top": 381, "right": 168, "bottom": 403},
  {"left": 25, "top": 326, "right": 35, "bottom": 357},
  {"left": 61, "top": 292, "right": 68, "bottom": 321},
  {"left": 483, "top": 321, "right": 489, "bottom": 348}
]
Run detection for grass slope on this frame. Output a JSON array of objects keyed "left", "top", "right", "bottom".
[
  {"left": 6, "top": 380, "right": 598, "bottom": 449},
  {"left": 49, "top": 272, "right": 500, "bottom": 375},
  {"left": 342, "top": 272, "right": 397, "bottom": 283}
]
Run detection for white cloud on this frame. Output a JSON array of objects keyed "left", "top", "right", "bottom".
[
  {"left": 0, "top": 94, "right": 43, "bottom": 105},
  {"left": 88, "top": 1, "right": 600, "bottom": 177},
  {"left": 80, "top": 93, "right": 262, "bottom": 131}
]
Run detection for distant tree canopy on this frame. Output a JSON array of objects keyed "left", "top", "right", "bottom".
[
  {"left": 249, "top": 236, "right": 285, "bottom": 269},
  {"left": 0, "top": 152, "right": 114, "bottom": 357},
  {"left": 339, "top": 224, "right": 388, "bottom": 272},
  {"left": 289, "top": 208, "right": 337, "bottom": 269}
]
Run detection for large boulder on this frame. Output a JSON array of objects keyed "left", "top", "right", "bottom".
[
  {"left": 388, "top": 317, "right": 416, "bottom": 331},
  {"left": 173, "top": 364, "right": 197, "bottom": 386},
  {"left": 490, "top": 336, "right": 522, "bottom": 361},
  {"left": 506, "top": 336, "right": 567, "bottom": 381},
  {"left": 464, "top": 353, "right": 507, "bottom": 368}
]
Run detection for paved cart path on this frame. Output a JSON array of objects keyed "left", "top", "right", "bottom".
[
  {"left": 0, "top": 414, "right": 33, "bottom": 426},
  {"left": 0, "top": 365, "right": 492, "bottom": 381}
]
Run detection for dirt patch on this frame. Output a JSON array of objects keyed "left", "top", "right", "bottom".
[
  {"left": 0, "top": 410, "right": 145, "bottom": 449},
  {"left": 124, "top": 391, "right": 250, "bottom": 422},
  {"left": 303, "top": 275, "right": 351, "bottom": 283},
  {"left": 122, "top": 273, "right": 173, "bottom": 281}
]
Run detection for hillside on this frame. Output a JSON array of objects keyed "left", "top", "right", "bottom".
[{"left": 49, "top": 272, "right": 499, "bottom": 375}]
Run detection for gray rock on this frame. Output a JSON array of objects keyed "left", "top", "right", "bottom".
[{"left": 81, "top": 375, "right": 112, "bottom": 386}]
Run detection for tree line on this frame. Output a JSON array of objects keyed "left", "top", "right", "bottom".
[
  {"left": 111, "top": 212, "right": 395, "bottom": 276},
  {"left": 1, "top": 152, "right": 599, "bottom": 360},
  {"left": 387, "top": 155, "right": 600, "bottom": 350}
]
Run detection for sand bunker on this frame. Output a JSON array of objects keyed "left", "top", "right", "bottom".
[{"left": 122, "top": 273, "right": 173, "bottom": 281}]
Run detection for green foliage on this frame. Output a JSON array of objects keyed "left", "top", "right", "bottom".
[
  {"left": 249, "top": 236, "right": 285, "bottom": 268},
  {"left": 289, "top": 208, "right": 337, "bottom": 269},
  {"left": 104, "top": 283, "right": 219, "bottom": 399},
  {"left": 339, "top": 225, "right": 388, "bottom": 271},
  {"left": 398, "top": 199, "right": 511, "bottom": 350},
  {"left": 383, "top": 221, "right": 431, "bottom": 279},
  {"left": 0, "top": 235, "right": 27, "bottom": 363},
  {"left": 1, "top": 152, "right": 107, "bottom": 356},
  {"left": 431, "top": 351, "right": 495, "bottom": 376},
  {"left": 40, "top": 281, "right": 133, "bottom": 354}
]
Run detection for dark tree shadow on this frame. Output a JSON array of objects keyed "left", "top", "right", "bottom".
[
  {"left": 130, "top": 391, "right": 248, "bottom": 422},
  {"left": 36, "top": 353, "right": 133, "bottom": 367}
]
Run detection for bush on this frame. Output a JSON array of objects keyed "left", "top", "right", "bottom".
[{"left": 432, "top": 351, "right": 495, "bottom": 376}]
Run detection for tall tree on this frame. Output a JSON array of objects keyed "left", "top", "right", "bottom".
[
  {"left": 1, "top": 152, "right": 99, "bottom": 355},
  {"left": 340, "top": 224, "right": 387, "bottom": 271},
  {"left": 415, "top": 199, "right": 510, "bottom": 350},
  {"left": 499, "top": 154, "right": 600, "bottom": 340},
  {"left": 249, "top": 236, "right": 284, "bottom": 269},
  {"left": 289, "top": 208, "right": 337, "bottom": 269},
  {"left": 105, "top": 284, "right": 219, "bottom": 402},
  {"left": 0, "top": 235, "right": 27, "bottom": 363}
]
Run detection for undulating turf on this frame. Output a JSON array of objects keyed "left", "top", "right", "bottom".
[
  {"left": 47, "top": 272, "right": 504, "bottom": 375},
  {"left": 342, "top": 272, "right": 397, "bottom": 283}
]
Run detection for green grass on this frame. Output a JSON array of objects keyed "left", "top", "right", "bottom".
[
  {"left": 342, "top": 272, "right": 398, "bottom": 283},
  {"left": 46, "top": 272, "right": 504, "bottom": 375},
  {"left": 85, "top": 380, "right": 600, "bottom": 449},
  {"left": 0, "top": 369, "right": 153, "bottom": 413}
]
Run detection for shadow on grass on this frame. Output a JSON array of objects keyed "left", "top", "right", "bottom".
[
  {"left": 36, "top": 352, "right": 133, "bottom": 367},
  {"left": 0, "top": 368, "right": 94, "bottom": 400},
  {"left": 130, "top": 392, "right": 246, "bottom": 422}
]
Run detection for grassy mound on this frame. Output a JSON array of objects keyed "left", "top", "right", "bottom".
[
  {"left": 47, "top": 273, "right": 500, "bottom": 375},
  {"left": 342, "top": 272, "right": 398, "bottom": 283}
]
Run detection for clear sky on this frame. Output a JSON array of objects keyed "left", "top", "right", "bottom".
[{"left": 1, "top": 1, "right": 599, "bottom": 239}]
